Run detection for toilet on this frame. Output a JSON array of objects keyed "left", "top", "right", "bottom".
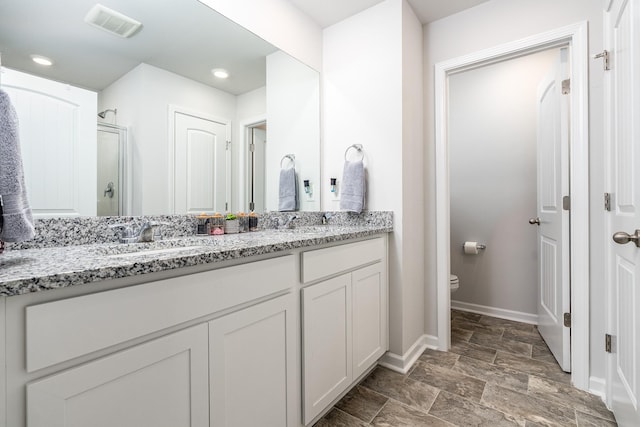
[{"left": 450, "top": 274, "right": 460, "bottom": 293}]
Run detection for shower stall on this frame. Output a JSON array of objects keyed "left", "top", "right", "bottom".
[{"left": 97, "top": 123, "right": 128, "bottom": 216}]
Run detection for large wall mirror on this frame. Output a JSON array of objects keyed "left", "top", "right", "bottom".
[{"left": 0, "top": 0, "right": 320, "bottom": 217}]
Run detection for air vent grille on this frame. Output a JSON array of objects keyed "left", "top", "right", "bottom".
[{"left": 84, "top": 4, "right": 142, "bottom": 38}]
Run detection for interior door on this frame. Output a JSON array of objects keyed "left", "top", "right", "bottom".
[
  {"left": 534, "top": 48, "right": 571, "bottom": 372},
  {"left": 1, "top": 67, "right": 97, "bottom": 217},
  {"left": 173, "top": 112, "right": 229, "bottom": 214},
  {"left": 606, "top": 1, "right": 640, "bottom": 425}
]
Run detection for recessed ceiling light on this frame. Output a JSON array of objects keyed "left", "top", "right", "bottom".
[
  {"left": 211, "top": 68, "right": 229, "bottom": 79},
  {"left": 31, "top": 55, "right": 53, "bottom": 66}
]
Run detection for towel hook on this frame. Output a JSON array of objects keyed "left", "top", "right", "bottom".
[
  {"left": 344, "top": 144, "right": 364, "bottom": 161},
  {"left": 280, "top": 154, "right": 295, "bottom": 169}
]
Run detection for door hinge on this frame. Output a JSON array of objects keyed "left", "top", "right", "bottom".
[
  {"left": 249, "top": 201, "right": 255, "bottom": 211},
  {"left": 562, "top": 195, "right": 570, "bottom": 211},
  {"left": 604, "top": 193, "right": 611, "bottom": 211},
  {"left": 563, "top": 312, "right": 571, "bottom": 328},
  {"left": 593, "top": 50, "right": 611, "bottom": 71},
  {"left": 249, "top": 143, "right": 255, "bottom": 152},
  {"left": 561, "top": 79, "right": 570, "bottom": 95},
  {"left": 605, "top": 334, "right": 612, "bottom": 353},
  {"left": 226, "top": 140, "right": 231, "bottom": 150},
  {"left": 225, "top": 202, "right": 228, "bottom": 211}
]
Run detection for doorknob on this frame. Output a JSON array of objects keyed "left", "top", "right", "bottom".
[
  {"left": 612, "top": 230, "right": 640, "bottom": 248},
  {"left": 529, "top": 217, "right": 541, "bottom": 225}
]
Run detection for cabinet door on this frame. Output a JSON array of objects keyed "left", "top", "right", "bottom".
[
  {"left": 27, "top": 324, "right": 209, "bottom": 427},
  {"left": 302, "top": 274, "right": 352, "bottom": 425},
  {"left": 352, "top": 262, "right": 387, "bottom": 379},
  {"left": 209, "top": 294, "right": 295, "bottom": 427}
]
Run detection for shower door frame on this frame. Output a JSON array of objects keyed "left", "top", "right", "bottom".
[{"left": 434, "top": 22, "right": 590, "bottom": 391}]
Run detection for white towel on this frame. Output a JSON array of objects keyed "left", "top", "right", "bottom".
[
  {"left": 0, "top": 89, "right": 35, "bottom": 242},
  {"left": 278, "top": 167, "right": 298, "bottom": 211},
  {"left": 339, "top": 160, "right": 365, "bottom": 213}
]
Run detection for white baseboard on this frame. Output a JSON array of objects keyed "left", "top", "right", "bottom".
[
  {"left": 451, "top": 300, "right": 538, "bottom": 325},
  {"left": 589, "top": 376, "right": 607, "bottom": 403},
  {"left": 378, "top": 334, "right": 438, "bottom": 374}
]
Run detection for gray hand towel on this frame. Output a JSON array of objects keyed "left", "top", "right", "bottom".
[
  {"left": 339, "top": 160, "right": 365, "bottom": 213},
  {"left": 278, "top": 167, "right": 298, "bottom": 211},
  {"left": 0, "top": 89, "right": 35, "bottom": 242}
]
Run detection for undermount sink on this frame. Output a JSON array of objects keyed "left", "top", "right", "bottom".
[{"left": 106, "top": 245, "right": 207, "bottom": 259}]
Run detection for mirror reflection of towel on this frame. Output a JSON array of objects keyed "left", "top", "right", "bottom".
[
  {"left": 278, "top": 167, "right": 297, "bottom": 211},
  {"left": 0, "top": 89, "right": 35, "bottom": 242},
  {"left": 340, "top": 160, "right": 365, "bottom": 213}
]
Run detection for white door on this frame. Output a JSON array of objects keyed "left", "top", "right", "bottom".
[
  {"left": 173, "top": 111, "right": 229, "bottom": 214},
  {"left": 1, "top": 67, "right": 97, "bottom": 217},
  {"left": 352, "top": 262, "right": 387, "bottom": 379},
  {"left": 302, "top": 273, "right": 352, "bottom": 425},
  {"left": 606, "top": 1, "right": 640, "bottom": 425},
  {"left": 209, "top": 294, "right": 295, "bottom": 427},
  {"left": 534, "top": 48, "right": 571, "bottom": 372},
  {"left": 27, "top": 324, "right": 209, "bottom": 427}
]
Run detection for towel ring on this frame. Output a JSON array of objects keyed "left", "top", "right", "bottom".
[
  {"left": 280, "top": 154, "right": 295, "bottom": 169},
  {"left": 344, "top": 144, "right": 364, "bottom": 161}
]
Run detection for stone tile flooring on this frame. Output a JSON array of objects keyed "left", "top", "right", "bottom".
[{"left": 314, "top": 310, "right": 617, "bottom": 427}]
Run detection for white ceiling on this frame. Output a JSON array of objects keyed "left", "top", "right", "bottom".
[
  {"left": 0, "top": 0, "right": 277, "bottom": 94},
  {"left": 288, "top": 0, "right": 491, "bottom": 27},
  {"left": 0, "top": 0, "right": 491, "bottom": 94}
]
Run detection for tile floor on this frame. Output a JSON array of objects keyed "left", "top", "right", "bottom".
[{"left": 314, "top": 310, "right": 617, "bottom": 427}]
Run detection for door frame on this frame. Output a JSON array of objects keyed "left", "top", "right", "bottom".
[
  {"left": 434, "top": 22, "right": 590, "bottom": 390},
  {"left": 167, "top": 105, "right": 231, "bottom": 214}
]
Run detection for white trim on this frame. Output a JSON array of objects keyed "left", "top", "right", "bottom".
[
  {"left": 434, "top": 21, "right": 590, "bottom": 391},
  {"left": 377, "top": 334, "right": 438, "bottom": 374},
  {"left": 167, "top": 105, "right": 232, "bottom": 214},
  {"left": 451, "top": 301, "right": 539, "bottom": 325},
  {"left": 589, "top": 376, "right": 608, "bottom": 403}
]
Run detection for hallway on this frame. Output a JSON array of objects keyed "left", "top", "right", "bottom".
[{"left": 315, "top": 310, "right": 616, "bottom": 426}]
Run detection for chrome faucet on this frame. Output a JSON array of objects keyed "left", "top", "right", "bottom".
[
  {"left": 277, "top": 215, "right": 298, "bottom": 229},
  {"left": 109, "top": 221, "right": 168, "bottom": 243},
  {"left": 321, "top": 212, "right": 333, "bottom": 225}
]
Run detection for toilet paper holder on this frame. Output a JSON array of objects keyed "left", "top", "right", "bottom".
[{"left": 462, "top": 243, "right": 486, "bottom": 249}]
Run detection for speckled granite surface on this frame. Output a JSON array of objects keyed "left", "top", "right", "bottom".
[
  {"left": 0, "top": 212, "right": 392, "bottom": 297},
  {"left": 5, "top": 211, "right": 392, "bottom": 249}
]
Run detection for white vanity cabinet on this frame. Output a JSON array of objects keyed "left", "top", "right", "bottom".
[
  {"left": 301, "top": 238, "right": 388, "bottom": 425},
  {"left": 5, "top": 255, "right": 297, "bottom": 427},
  {"left": 1, "top": 233, "right": 389, "bottom": 427}
]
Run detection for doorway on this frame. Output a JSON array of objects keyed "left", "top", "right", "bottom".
[
  {"left": 434, "top": 23, "right": 590, "bottom": 390},
  {"left": 448, "top": 47, "right": 571, "bottom": 372},
  {"left": 246, "top": 121, "right": 267, "bottom": 213}
]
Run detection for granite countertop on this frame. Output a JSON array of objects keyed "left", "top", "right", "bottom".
[{"left": 0, "top": 225, "right": 391, "bottom": 297}]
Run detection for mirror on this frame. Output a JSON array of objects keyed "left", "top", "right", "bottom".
[{"left": 0, "top": 0, "right": 320, "bottom": 217}]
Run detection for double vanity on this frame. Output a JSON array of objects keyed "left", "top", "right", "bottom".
[{"left": 0, "top": 213, "right": 391, "bottom": 427}]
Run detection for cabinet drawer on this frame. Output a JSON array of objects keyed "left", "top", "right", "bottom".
[
  {"left": 26, "top": 255, "right": 294, "bottom": 372},
  {"left": 302, "top": 238, "right": 384, "bottom": 283}
]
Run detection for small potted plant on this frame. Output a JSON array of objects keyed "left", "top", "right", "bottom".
[{"left": 224, "top": 213, "right": 239, "bottom": 234}]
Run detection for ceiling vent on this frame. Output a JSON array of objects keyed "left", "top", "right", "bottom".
[{"left": 84, "top": 4, "right": 142, "bottom": 38}]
